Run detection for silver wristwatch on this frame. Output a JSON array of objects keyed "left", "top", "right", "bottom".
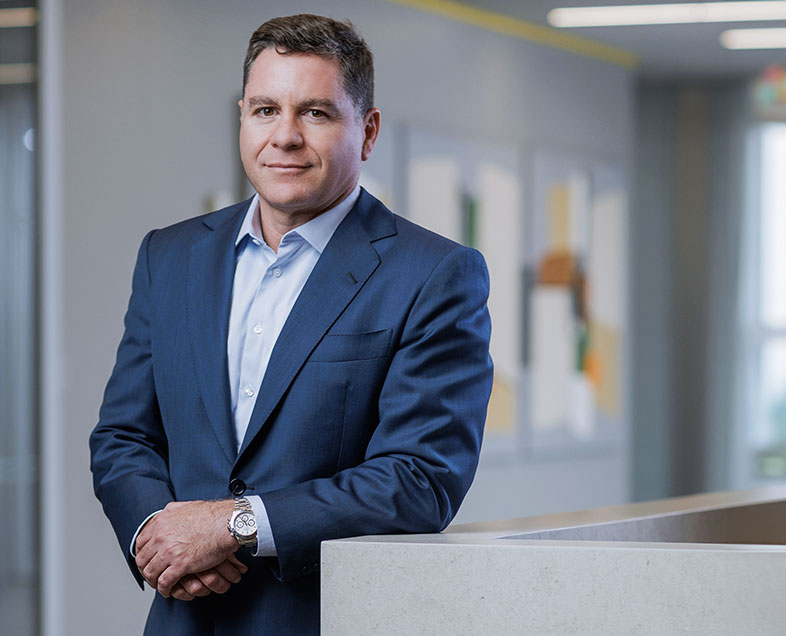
[{"left": 227, "top": 497, "right": 257, "bottom": 549}]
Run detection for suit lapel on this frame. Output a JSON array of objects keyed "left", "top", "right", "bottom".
[
  {"left": 187, "top": 201, "right": 249, "bottom": 464},
  {"left": 236, "top": 195, "right": 390, "bottom": 458}
]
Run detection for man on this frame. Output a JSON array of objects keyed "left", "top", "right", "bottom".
[{"left": 90, "top": 14, "right": 492, "bottom": 635}]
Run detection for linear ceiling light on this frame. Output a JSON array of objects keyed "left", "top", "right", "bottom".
[
  {"left": 721, "top": 27, "right": 786, "bottom": 48},
  {"left": 549, "top": 2, "right": 786, "bottom": 28},
  {"left": 0, "top": 7, "right": 38, "bottom": 28}
]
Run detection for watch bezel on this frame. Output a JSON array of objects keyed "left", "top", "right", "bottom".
[{"left": 233, "top": 511, "right": 257, "bottom": 538}]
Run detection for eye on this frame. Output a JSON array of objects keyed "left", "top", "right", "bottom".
[
  {"left": 253, "top": 106, "right": 275, "bottom": 117},
  {"left": 308, "top": 109, "right": 326, "bottom": 119}
]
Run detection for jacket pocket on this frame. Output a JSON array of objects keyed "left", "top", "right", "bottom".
[{"left": 308, "top": 328, "right": 392, "bottom": 363}]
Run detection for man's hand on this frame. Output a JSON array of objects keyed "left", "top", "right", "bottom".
[
  {"left": 169, "top": 561, "right": 248, "bottom": 601},
  {"left": 135, "top": 500, "right": 241, "bottom": 598}
]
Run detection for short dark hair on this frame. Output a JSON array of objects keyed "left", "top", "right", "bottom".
[{"left": 243, "top": 14, "right": 374, "bottom": 115}]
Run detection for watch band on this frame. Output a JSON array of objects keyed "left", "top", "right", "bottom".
[{"left": 234, "top": 496, "right": 253, "bottom": 516}]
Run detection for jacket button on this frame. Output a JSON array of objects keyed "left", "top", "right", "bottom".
[{"left": 229, "top": 478, "right": 246, "bottom": 496}]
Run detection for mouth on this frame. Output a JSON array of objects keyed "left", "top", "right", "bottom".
[{"left": 265, "top": 163, "right": 311, "bottom": 173}]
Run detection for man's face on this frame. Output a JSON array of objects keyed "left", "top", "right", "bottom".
[{"left": 239, "top": 49, "right": 379, "bottom": 223}]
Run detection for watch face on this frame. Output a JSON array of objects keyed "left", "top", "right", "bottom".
[{"left": 234, "top": 511, "right": 256, "bottom": 538}]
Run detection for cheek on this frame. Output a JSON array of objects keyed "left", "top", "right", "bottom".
[
  {"left": 239, "top": 127, "right": 264, "bottom": 161},
  {"left": 325, "top": 138, "right": 362, "bottom": 174}
]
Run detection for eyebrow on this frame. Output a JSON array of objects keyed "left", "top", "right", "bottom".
[
  {"left": 246, "top": 96, "right": 343, "bottom": 117},
  {"left": 247, "top": 96, "right": 277, "bottom": 108}
]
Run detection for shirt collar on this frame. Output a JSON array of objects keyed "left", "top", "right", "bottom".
[{"left": 235, "top": 185, "right": 361, "bottom": 253}]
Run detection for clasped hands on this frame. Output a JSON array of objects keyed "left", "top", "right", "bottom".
[{"left": 135, "top": 500, "right": 246, "bottom": 601}]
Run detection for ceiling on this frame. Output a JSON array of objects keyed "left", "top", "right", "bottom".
[{"left": 461, "top": 0, "right": 786, "bottom": 78}]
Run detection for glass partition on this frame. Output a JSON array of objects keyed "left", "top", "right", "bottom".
[{"left": 0, "top": 3, "right": 38, "bottom": 634}]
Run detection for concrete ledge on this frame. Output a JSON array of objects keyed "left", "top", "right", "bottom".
[{"left": 322, "top": 487, "right": 786, "bottom": 635}]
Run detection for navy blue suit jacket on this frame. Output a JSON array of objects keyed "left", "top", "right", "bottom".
[{"left": 90, "top": 190, "right": 493, "bottom": 635}]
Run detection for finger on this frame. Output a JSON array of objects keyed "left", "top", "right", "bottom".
[
  {"left": 142, "top": 552, "right": 169, "bottom": 590},
  {"left": 135, "top": 527, "right": 152, "bottom": 552},
  {"left": 135, "top": 513, "right": 160, "bottom": 551},
  {"left": 214, "top": 560, "right": 243, "bottom": 584},
  {"left": 195, "top": 569, "right": 231, "bottom": 594},
  {"left": 180, "top": 574, "right": 211, "bottom": 597},
  {"left": 135, "top": 534, "right": 161, "bottom": 571},
  {"left": 135, "top": 545, "right": 153, "bottom": 572},
  {"left": 225, "top": 553, "right": 248, "bottom": 573},
  {"left": 157, "top": 563, "right": 187, "bottom": 598},
  {"left": 170, "top": 583, "right": 195, "bottom": 602}
]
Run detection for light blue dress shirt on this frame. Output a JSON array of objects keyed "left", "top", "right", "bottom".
[
  {"left": 130, "top": 185, "right": 359, "bottom": 559},
  {"left": 229, "top": 186, "right": 359, "bottom": 556}
]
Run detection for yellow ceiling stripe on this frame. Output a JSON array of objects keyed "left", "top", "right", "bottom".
[{"left": 385, "top": 0, "right": 639, "bottom": 69}]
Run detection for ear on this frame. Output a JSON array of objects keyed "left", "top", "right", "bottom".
[
  {"left": 360, "top": 108, "right": 381, "bottom": 162},
  {"left": 237, "top": 98, "right": 244, "bottom": 119}
]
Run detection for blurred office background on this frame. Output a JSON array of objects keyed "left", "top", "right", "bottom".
[{"left": 2, "top": 0, "right": 786, "bottom": 633}]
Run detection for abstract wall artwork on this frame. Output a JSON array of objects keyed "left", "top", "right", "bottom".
[{"left": 526, "top": 152, "right": 628, "bottom": 454}]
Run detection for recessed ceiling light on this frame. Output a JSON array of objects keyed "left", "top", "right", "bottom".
[
  {"left": 721, "top": 27, "right": 786, "bottom": 48},
  {"left": 0, "top": 7, "right": 38, "bottom": 28},
  {"left": 549, "top": 2, "right": 786, "bottom": 28}
]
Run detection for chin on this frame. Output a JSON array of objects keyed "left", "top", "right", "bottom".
[{"left": 259, "top": 193, "right": 317, "bottom": 214}]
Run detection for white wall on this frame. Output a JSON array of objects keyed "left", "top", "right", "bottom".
[{"left": 43, "top": 1, "right": 635, "bottom": 634}]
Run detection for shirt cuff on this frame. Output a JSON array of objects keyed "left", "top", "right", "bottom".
[
  {"left": 247, "top": 494, "right": 277, "bottom": 557},
  {"left": 129, "top": 509, "right": 162, "bottom": 558}
]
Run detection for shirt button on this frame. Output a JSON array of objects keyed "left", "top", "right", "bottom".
[
  {"left": 273, "top": 267, "right": 282, "bottom": 278},
  {"left": 252, "top": 238, "right": 261, "bottom": 246},
  {"left": 243, "top": 386, "right": 255, "bottom": 397},
  {"left": 253, "top": 323, "right": 263, "bottom": 334}
]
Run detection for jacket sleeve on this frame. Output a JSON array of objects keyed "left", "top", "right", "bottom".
[
  {"left": 89, "top": 230, "right": 175, "bottom": 587},
  {"left": 260, "top": 246, "right": 493, "bottom": 581}
]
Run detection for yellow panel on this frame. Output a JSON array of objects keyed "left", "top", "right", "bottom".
[
  {"left": 589, "top": 322, "right": 621, "bottom": 418},
  {"left": 485, "top": 373, "right": 515, "bottom": 433},
  {"left": 548, "top": 183, "right": 571, "bottom": 250}
]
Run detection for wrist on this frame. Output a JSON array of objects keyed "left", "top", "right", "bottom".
[{"left": 215, "top": 499, "right": 239, "bottom": 551}]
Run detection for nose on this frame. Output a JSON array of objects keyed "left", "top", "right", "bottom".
[{"left": 270, "top": 113, "right": 303, "bottom": 150}]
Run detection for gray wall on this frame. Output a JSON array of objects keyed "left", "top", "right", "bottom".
[
  {"left": 42, "top": 1, "right": 635, "bottom": 634},
  {"left": 632, "top": 79, "right": 750, "bottom": 501}
]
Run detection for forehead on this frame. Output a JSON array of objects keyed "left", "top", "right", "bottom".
[{"left": 244, "top": 49, "right": 347, "bottom": 101}]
